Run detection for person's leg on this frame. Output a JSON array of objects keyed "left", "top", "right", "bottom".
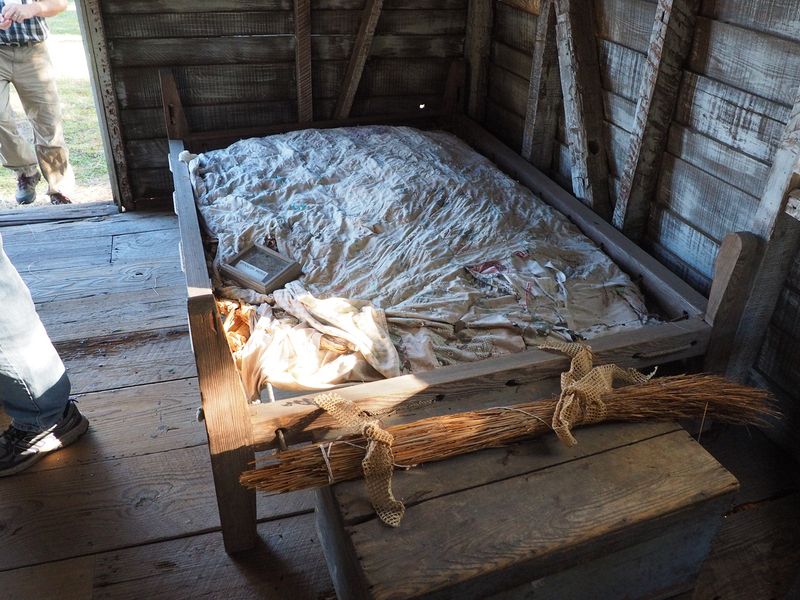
[
  {"left": 0, "top": 233, "right": 88, "bottom": 476},
  {"left": 0, "top": 233, "right": 71, "bottom": 431},
  {"left": 0, "top": 47, "right": 40, "bottom": 203},
  {"left": 12, "top": 42, "right": 74, "bottom": 200}
]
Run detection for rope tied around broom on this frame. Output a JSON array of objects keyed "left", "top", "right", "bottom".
[
  {"left": 539, "top": 341, "right": 655, "bottom": 447},
  {"left": 314, "top": 393, "right": 406, "bottom": 527}
]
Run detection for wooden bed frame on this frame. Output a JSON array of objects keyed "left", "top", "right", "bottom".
[{"left": 161, "top": 70, "right": 756, "bottom": 554}]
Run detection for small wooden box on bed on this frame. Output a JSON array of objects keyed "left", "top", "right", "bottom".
[{"left": 161, "top": 68, "right": 755, "bottom": 596}]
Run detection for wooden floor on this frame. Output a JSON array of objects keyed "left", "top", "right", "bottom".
[{"left": 0, "top": 204, "right": 797, "bottom": 599}]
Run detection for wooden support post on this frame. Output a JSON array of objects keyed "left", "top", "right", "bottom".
[
  {"left": 74, "top": 0, "right": 131, "bottom": 210},
  {"left": 168, "top": 141, "right": 258, "bottom": 553},
  {"left": 159, "top": 70, "right": 191, "bottom": 140},
  {"left": 726, "top": 91, "right": 800, "bottom": 382},
  {"left": 465, "top": 0, "right": 493, "bottom": 122},
  {"left": 703, "top": 232, "right": 760, "bottom": 374},
  {"left": 612, "top": 0, "right": 699, "bottom": 240},
  {"left": 334, "top": 0, "right": 383, "bottom": 120},
  {"left": 442, "top": 60, "right": 467, "bottom": 117},
  {"left": 294, "top": 0, "right": 313, "bottom": 123},
  {"left": 521, "top": 0, "right": 560, "bottom": 171},
  {"left": 553, "top": 0, "right": 612, "bottom": 220}
]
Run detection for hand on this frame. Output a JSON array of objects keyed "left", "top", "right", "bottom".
[
  {"left": 0, "top": 18, "right": 12, "bottom": 30},
  {"left": 2, "top": 3, "right": 41, "bottom": 23}
]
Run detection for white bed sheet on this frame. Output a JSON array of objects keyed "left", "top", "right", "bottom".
[{"left": 189, "top": 126, "right": 652, "bottom": 395}]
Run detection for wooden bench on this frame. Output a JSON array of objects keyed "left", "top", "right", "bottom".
[{"left": 316, "top": 422, "right": 739, "bottom": 599}]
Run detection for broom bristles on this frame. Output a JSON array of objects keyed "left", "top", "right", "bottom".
[{"left": 239, "top": 375, "right": 778, "bottom": 494}]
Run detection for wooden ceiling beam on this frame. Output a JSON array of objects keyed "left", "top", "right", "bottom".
[
  {"left": 612, "top": 0, "right": 700, "bottom": 240},
  {"left": 521, "top": 0, "right": 560, "bottom": 171},
  {"left": 553, "top": 0, "right": 612, "bottom": 220},
  {"left": 294, "top": 0, "right": 313, "bottom": 123},
  {"left": 333, "top": 0, "right": 384, "bottom": 120}
]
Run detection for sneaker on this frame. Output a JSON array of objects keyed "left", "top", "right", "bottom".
[
  {"left": 15, "top": 172, "right": 41, "bottom": 204},
  {"left": 0, "top": 402, "right": 89, "bottom": 477},
  {"left": 49, "top": 192, "right": 72, "bottom": 205}
]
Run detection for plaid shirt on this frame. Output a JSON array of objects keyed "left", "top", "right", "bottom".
[{"left": 0, "top": 1, "right": 48, "bottom": 45}]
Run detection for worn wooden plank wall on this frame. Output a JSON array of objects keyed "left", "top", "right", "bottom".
[
  {"left": 480, "top": 0, "right": 800, "bottom": 426},
  {"left": 101, "top": 0, "right": 467, "bottom": 207}
]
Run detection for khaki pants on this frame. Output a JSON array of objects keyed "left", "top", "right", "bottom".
[{"left": 0, "top": 42, "right": 74, "bottom": 195}]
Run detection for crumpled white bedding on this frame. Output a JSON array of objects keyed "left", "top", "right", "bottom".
[{"left": 189, "top": 126, "right": 652, "bottom": 397}]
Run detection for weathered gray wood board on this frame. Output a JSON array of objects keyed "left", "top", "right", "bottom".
[
  {"left": 98, "top": 2, "right": 467, "bottom": 207},
  {"left": 317, "top": 426, "right": 737, "bottom": 599}
]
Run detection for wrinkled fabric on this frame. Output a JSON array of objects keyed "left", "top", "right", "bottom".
[{"left": 190, "top": 126, "right": 652, "bottom": 390}]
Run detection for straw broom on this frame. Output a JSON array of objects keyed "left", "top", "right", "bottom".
[{"left": 240, "top": 374, "right": 777, "bottom": 494}]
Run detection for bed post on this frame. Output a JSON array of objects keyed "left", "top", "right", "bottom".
[
  {"left": 160, "top": 71, "right": 258, "bottom": 553},
  {"left": 703, "top": 232, "right": 760, "bottom": 374}
]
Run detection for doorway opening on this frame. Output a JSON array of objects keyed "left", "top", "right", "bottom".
[{"left": 0, "top": 1, "right": 112, "bottom": 210}]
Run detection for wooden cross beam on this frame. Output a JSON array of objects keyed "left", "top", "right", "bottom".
[
  {"left": 294, "top": 0, "right": 313, "bottom": 123},
  {"left": 521, "top": 0, "right": 560, "bottom": 171},
  {"left": 612, "top": 0, "right": 700, "bottom": 240},
  {"left": 334, "top": 0, "right": 384, "bottom": 120},
  {"left": 553, "top": 0, "right": 612, "bottom": 219}
]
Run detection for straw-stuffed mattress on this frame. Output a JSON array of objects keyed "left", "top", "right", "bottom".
[{"left": 188, "top": 126, "right": 652, "bottom": 397}]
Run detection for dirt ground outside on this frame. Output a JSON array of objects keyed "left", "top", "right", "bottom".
[{"left": 0, "top": 2, "right": 112, "bottom": 210}]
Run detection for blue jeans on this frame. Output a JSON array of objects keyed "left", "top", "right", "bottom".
[{"left": 0, "top": 233, "right": 70, "bottom": 432}]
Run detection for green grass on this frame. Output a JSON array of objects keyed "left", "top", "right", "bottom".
[
  {"left": 0, "top": 3, "right": 110, "bottom": 208},
  {"left": 47, "top": 4, "right": 81, "bottom": 36}
]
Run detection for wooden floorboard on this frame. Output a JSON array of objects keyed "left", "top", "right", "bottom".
[
  {"left": 0, "top": 201, "right": 118, "bottom": 227},
  {"left": 0, "top": 513, "right": 334, "bottom": 600},
  {"left": 58, "top": 327, "right": 196, "bottom": 395},
  {"left": 0, "top": 209, "right": 326, "bottom": 594}
]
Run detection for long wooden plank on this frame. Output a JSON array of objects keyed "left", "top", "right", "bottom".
[
  {"left": 104, "top": 9, "right": 466, "bottom": 39},
  {"left": 108, "top": 34, "right": 463, "bottom": 68},
  {"left": 465, "top": 0, "right": 493, "bottom": 121},
  {"left": 521, "top": 0, "right": 560, "bottom": 170},
  {"left": 487, "top": 63, "right": 529, "bottom": 116},
  {"left": 675, "top": 72, "right": 788, "bottom": 164},
  {"left": 102, "top": 0, "right": 466, "bottom": 11},
  {"left": 493, "top": 1, "right": 536, "bottom": 53},
  {"left": 0, "top": 212, "right": 176, "bottom": 245},
  {"left": 727, "top": 89, "right": 800, "bottom": 381},
  {"left": 58, "top": 327, "right": 196, "bottom": 394},
  {"left": 455, "top": 116, "right": 709, "bottom": 316},
  {"left": 25, "top": 378, "right": 205, "bottom": 474},
  {"left": 116, "top": 58, "right": 451, "bottom": 109},
  {"left": 34, "top": 287, "right": 186, "bottom": 345},
  {"left": 249, "top": 319, "right": 710, "bottom": 449},
  {"left": 594, "top": 0, "right": 657, "bottom": 53},
  {"left": 656, "top": 153, "right": 758, "bottom": 243},
  {"left": 612, "top": 0, "right": 699, "bottom": 240},
  {"left": 0, "top": 514, "right": 333, "bottom": 600},
  {"left": 338, "top": 431, "right": 737, "bottom": 599},
  {"left": 667, "top": 122, "right": 770, "bottom": 199},
  {"left": 491, "top": 40, "right": 531, "bottom": 80},
  {"left": 700, "top": 0, "right": 800, "bottom": 44},
  {"left": 0, "top": 444, "right": 313, "bottom": 571},
  {"left": 294, "top": 0, "right": 313, "bottom": 122},
  {"left": 168, "top": 141, "right": 258, "bottom": 553},
  {"left": 333, "top": 0, "right": 384, "bottom": 119},
  {"left": 647, "top": 206, "right": 718, "bottom": 280},
  {"left": 689, "top": 18, "right": 800, "bottom": 108},
  {"left": 0, "top": 201, "right": 117, "bottom": 226},
  {"left": 596, "top": 38, "right": 647, "bottom": 102},
  {"left": 554, "top": 0, "right": 612, "bottom": 219}
]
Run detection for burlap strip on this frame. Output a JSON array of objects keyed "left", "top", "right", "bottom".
[
  {"left": 539, "top": 341, "right": 654, "bottom": 446},
  {"left": 314, "top": 393, "right": 405, "bottom": 527}
]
